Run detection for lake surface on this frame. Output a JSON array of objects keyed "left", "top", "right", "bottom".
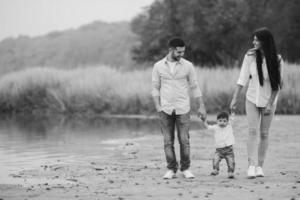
[{"left": 0, "top": 114, "right": 201, "bottom": 184}]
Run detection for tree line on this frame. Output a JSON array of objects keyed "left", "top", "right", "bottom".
[
  {"left": 0, "top": 21, "right": 137, "bottom": 74},
  {"left": 0, "top": 0, "right": 299, "bottom": 73},
  {"left": 131, "top": 0, "right": 300, "bottom": 66}
]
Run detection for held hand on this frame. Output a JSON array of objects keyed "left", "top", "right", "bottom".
[
  {"left": 156, "top": 107, "right": 162, "bottom": 118},
  {"left": 230, "top": 112, "right": 235, "bottom": 122},
  {"left": 197, "top": 107, "right": 207, "bottom": 121},
  {"left": 156, "top": 106, "right": 162, "bottom": 113},
  {"left": 230, "top": 98, "right": 237, "bottom": 113}
]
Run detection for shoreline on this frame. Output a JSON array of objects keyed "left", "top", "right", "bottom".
[{"left": 1, "top": 115, "right": 299, "bottom": 200}]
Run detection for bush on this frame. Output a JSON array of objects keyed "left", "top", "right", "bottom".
[{"left": 0, "top": 64, "right": 299, "bottom": 115}]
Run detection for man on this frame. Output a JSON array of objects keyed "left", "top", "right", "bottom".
[{"left": 151, "top": 37, "right": 207, "bottom": 179}]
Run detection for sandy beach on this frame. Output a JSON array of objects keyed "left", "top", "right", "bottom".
[{"left": 0, "top": 115, "right": 299, "bottom": 200}]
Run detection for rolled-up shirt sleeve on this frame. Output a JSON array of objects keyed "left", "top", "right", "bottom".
[
  {"left": 188, "top": 64, "right": 202, "bottom": 97},
  {"left": 151, "top": 64, "right": 160, "bottom": 97},
  {"left": 237, "top": 55, "right": 251, "bottom": 86}
]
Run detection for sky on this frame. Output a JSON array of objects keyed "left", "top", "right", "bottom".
[{"left": 0, "top": 0, "right": 154, "bottom": 41}]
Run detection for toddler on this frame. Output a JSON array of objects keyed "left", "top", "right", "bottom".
[{"left": 202, "top": 111, "right": 235, "bottom": 179}]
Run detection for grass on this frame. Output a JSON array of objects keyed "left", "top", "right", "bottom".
[{"left": 0, "top": 63, "right": 299, "bottom": 115}]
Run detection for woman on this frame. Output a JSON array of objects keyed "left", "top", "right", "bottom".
[{"left": 230, "top": 27, "right": 283, "bottom": 178}]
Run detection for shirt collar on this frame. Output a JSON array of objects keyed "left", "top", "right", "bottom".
[{"left": 163, "top": 56, "right": 183, "bottom": 65}]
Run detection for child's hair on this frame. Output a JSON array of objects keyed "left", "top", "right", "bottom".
[{"left": 217, "top": 111, "right": 229, "bottom": 120}]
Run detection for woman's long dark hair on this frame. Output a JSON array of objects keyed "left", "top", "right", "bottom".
[{"left": 254, "top": 27, "right": 282, "bottom": 91}]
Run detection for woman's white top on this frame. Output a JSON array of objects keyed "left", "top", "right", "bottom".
[{"left": 237, "top": 51, "right": 282, "bottom": 107}]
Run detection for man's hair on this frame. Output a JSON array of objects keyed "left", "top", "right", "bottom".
[
  {"left": 168, "top": 37, "right": 185, "bottom": 48},
  {"left": 217, "top": 111, "right": 229, "bottom": 120}
]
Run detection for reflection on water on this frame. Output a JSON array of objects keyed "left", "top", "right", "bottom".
[
  {"left": 0, "top": 115, "right": 160, "bottom": 165},
  {"left": 0, "top": 114, "right": 201, "bottom": 184}
]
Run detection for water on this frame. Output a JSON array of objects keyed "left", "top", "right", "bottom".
[
  {"left": 0, "top": 115, "right": 158, "bottom": 184},
  {"left": 0, "top": 114, "right": 202, "bottom": 184}
]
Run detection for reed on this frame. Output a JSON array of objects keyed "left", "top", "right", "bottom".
[{"left": 0, "top": 63, "right": 299, "bottom": 114}]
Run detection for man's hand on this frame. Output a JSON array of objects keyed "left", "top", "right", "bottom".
[
  {"left": 195, "top": 96, "right": 207, "bottom": 121},
  {"left": 197, "top": 107, "right": 207, "bottom": 121},
  {"left": 153, "top": 96, "right": 162, "bottom": 113}
]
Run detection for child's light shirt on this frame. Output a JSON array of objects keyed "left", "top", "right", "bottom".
[{"left": 207, "top": 120, "right": 235, "bottom": 149}]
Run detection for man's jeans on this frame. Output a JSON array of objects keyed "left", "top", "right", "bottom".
[{"left": 159, "top": 111, "right": 190, "bottom": 172}]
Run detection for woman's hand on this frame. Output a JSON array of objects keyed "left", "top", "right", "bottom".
[
  {"left": 264, "top": 90, "right": 278, "bottom": 115},
  {"left": 230, "top": 98, "right": 238, "bottom": 113},
  {"left": 230, "top": 85, "right": 243, "bottom": 114},
  {"left": 264, "top": 103, "right": 272, "bottom": 115}
]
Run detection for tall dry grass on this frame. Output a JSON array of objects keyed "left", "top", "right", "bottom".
[{"left": 0, "top": 64, "right": 299, "bottom": 115}]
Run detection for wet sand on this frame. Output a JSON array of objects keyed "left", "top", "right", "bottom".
[{"left": 0, "top": 115, "right": 299, "bottom": 200}]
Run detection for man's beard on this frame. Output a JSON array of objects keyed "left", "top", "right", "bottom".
[{"left": 172, "top": 54, "right": 181, "bottom": 61}]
